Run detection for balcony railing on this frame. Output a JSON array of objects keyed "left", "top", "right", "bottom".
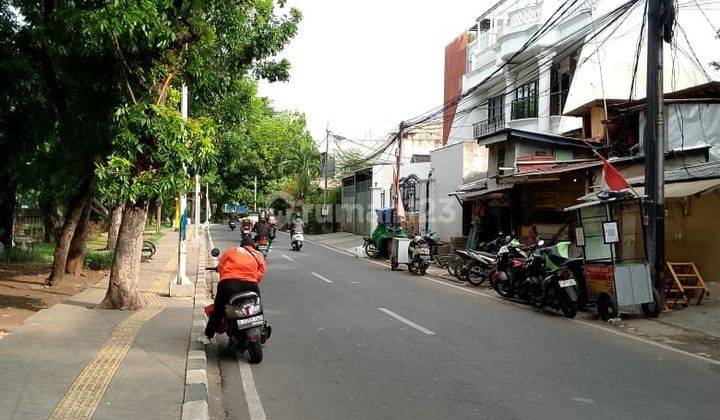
[
  {"left": 473, "top": 115, "right": 505, "bottom": 138},
  {"left": 467, "top": 31, "right": 498, "bottom": 72},
  {"left": 508, "top": 2, "right": 542, "bottom": 29},
  {"left": 511, "top": 96, "right": 538, "bottom": 120}
]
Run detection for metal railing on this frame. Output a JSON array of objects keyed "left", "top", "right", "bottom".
[
  {"left": 508, "top": 2, "right": 542, "bottom": 29},
  {"left": 473, "top": 115, "right": 506, "bottom": 138},
  {"left": 467, "top": 31, "right": 498, "bottom": 72},
  {"left": 511, "top": 96, "right": 538, "bottom": 120}
]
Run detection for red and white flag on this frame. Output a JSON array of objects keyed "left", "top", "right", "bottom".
[{"left": 600, "top": 159, "right": 630, "bottom": 191}]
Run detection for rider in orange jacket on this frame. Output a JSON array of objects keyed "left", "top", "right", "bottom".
[{"left": 198, "top": 236, "right": 266, "bottom": 344}]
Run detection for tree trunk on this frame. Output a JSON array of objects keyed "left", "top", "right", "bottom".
[
  {"left": 106, "top": 204, "right": 124, "bottom": 251},
  {"left": 0, "top": 176, "right": 16, "bottom": 248},
  {"left": 47, "top": 193, "right": 91, "bottom": 285},
  {"left": 65, "top": 201, "right": 92, "bottom": 275},
  {"left": 156, "top": 204, "right": 161, "bottom": 234},
  {"left": 99, "top": 200, "right": 149, "bottom": 310}
]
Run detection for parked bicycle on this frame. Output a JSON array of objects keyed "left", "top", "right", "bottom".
[{"left": 141, "top": 240, "right": 156, "bottom": 262}]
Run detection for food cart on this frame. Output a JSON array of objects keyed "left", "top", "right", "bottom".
[
  {"left": 364, "top": 208, "right": 408, "bottom": 258},
  {"left": 565, "top": 192, "right": 660, "bottom": 321}
]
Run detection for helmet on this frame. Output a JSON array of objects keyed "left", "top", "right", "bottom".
[{"left": 241, "top": 236, "right": 255, "bottom": 247}]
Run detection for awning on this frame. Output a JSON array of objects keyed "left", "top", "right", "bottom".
[
  {"left": 451, "top": 185, "right": 512, "bottom": 201},
  {"left": 577, "top": 178, "right": 720, "bottom": 202}
]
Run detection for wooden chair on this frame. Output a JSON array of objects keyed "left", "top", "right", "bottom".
[{"left": 664, "top": 262, "right": 709, "bottom": 309}]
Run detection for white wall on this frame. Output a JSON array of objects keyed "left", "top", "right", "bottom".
[{"left": 428, "top": 142, "right": 466, "bottom": 241}]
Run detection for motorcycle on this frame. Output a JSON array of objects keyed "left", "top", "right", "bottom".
[
  {"left": 291, "top": 230, "right": 304, "bottom": 251},
  {"left": 530, "top": 242, "right": 580, "bottom": 318},
  {"left": 255, "top": 236, "right": 270, "bottom": 257},
  {"left": 451, "top": 235, "right": 508, "bottom": 283},
  {"left": 490, "top": 239, "right": 529, "bottom": 298},
  {"left": 464, "top": 236, "right": 508, "bottom": 286},
  {"left": 407, "top": 235, "right": 431, "bottom": 275},
  {"left": 229, "top": 221, "right": 237, "bottom": 231},
  {"left": 205, "top": 248, "right": 271, "bottom": 364}
]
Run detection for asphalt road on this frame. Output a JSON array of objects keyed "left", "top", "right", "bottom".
[{"left": 207, "top": 226, "right": 720, "bottom": 420}]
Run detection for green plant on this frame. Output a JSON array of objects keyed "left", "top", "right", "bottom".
[{"left": 84, "top": 251, "right": 115, "bottom": 270}]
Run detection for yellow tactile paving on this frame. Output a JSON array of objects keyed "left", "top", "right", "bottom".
[{"left": 48, "top": 252, "right": 181, "bottom": 419}]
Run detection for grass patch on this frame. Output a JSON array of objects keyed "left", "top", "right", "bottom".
[
  {"left": 0, "top": 241, "right": 55, "bottom": 266},
  {"left": 84, "top": 250, "right": 114, "bottom": 270},
  {"left": 1, "top": 225, "right": 169, "bottom": 269}
]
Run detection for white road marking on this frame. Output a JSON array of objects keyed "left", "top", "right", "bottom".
[
  {"left": 237, "top": 360, "right": 266, "bottom": 420},
  {"left": 311, "top": 272, "right": 333, "bottom": 283},
  {"left": 307, "top": 234, "right": 720, "bottom": 367},
  {"left": 571, "top": 397, "right": 595, "bottom": 404},
  {"left": 282, "top": 254, "right": 294, "bottom": 262},
  {"left": 378, "top": 308, "right": 435, "bottom": 335}
]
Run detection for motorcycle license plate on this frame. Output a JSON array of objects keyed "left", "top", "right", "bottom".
[
  {"left": 237, "top": 315, "right": 264, "bottom": 328},
  {"left": 558, "top": 279, "right": 577, "bottom": 288}
]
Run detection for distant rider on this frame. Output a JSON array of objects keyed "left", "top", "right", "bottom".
[
  {"left": 198, "top": 235, "right": 266, "bottom": 345},
  {"left": 290, "top": 217, "right": 305, "bottom": 235}
]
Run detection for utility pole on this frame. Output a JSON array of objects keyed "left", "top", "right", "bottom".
[
  {"left": 171, "top": 83, "right": 192, "bottom": 294},
  {"left": 254, "top": 175, "right": 258, "bottom": 212},
  {"left": 194, "top": 174, "right": 201, "bottom": 239},
  {"left": 205, "top": 182, "right": 210, "bottom": 225},
  {"left": 643, "top": 0, "right": 666, "bottom": 301},
  {"left": 322, "top": 123, "right": 330, "bottom": 232},
  {"left": 394, "top": 122, "right": 405, "bottom": 219}
]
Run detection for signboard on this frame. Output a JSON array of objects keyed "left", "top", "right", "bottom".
[
  {"left": 603, "top": 221, "right": 620, "bottom": 244},
  {"left": 585, "top": 263, "right": 615, "bottom": 300},
  {"left": 575, "top": 227, "right": 585, "bottom": 247},
  {"left": 321, "top": 205, "right": 329, "bottom": 217}
]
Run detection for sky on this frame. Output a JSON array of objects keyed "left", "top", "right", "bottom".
[{"left": 258, "top": 0, "right": 488, "bottom": 142}]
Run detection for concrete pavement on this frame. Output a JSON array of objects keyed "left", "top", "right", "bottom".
[
  {"left": 0, "top": 229, "right": 199, "bottom": 419},
  {"left": 208, "top": 226, "right": 720, "bottom": 420}
]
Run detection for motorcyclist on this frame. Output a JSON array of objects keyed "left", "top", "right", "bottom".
[
  {"left": 228, "top": 211, "right": 239, "bottom": 225},
  {"left": 267, "top": 215, "right": 278, "bottom": 241},
  {"left": 197, "top": 235, "right": 266, "bottom": 345},
  {"left": 253, "top": 216, "right": 271, "bottom": 240},
  {"left": 240, "top": 218, "right": 253, "bottom": 232},
  {"left": 290, "top": 217, "right": 305, "bottom": 235}
]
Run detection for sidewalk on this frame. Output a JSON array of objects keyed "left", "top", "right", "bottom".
[
  {"left": 0, "top": 229, "right": 200, "bottom": 420},
  {"left": 308, "top": 231, "right": 720, "bottom": 360}
]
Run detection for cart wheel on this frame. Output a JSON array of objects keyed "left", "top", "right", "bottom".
[
  {"left": 641, "top": 288, "right": 661, "bottom": 318},
  {"left": 391, "top": 260, "right": 399, "bottom": 271},
  {"left": 597, "top": 293, "right": 619, "bottom": 321},
  {"left": 365, "top": 242, "right": 379, "bottom": 258}
]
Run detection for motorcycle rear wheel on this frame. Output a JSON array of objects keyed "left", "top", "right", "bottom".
[
  {"left": 491, "top": 276, "right": 512, "bottom": 298},
  {"left": 559, "top": 299, "right": 578, "bottom": 318},
  {"left": 466, "top": 263, "right": 487, "bottom": 286},
  {"left": 247, "top": 341, "right": 263, "bottom": 364},
  {"left": 365, "top": 243, "right": 379, "bottom": 258}
]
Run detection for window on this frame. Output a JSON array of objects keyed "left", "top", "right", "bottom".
[
  {"left": 551, "top": 70, "right": 571, "bottom": 116},
  {"left": 511, "top": 80, "right": 538, "bottom": 119},
  {"left": 487, "top": 94, "right": 504, "bottom": 123},
  {"left": 497, "top": 147, "right": 506, "bottom": 172}
]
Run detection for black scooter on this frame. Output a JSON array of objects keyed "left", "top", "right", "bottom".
[{"left": 206, "top": 248, "right": 271, "bottom": 363}]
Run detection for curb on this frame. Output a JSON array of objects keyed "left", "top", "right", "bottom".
[{"left": 181, "top": 232, "right": 212, "bottom": 420}]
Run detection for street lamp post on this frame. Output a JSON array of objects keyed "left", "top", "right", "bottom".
[{"left": 170, "top": 83, "right": 193, "bottom": 296}]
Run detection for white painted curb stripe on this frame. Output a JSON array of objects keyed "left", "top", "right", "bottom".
[
  {"left": 238, "top": 361, "right": 267, "bottom": 420},
  {"left": 378, "top": 308, "right": 435, "bottom": 335},
  {"left": 311, "top": 272, "right": 333, "bottom": 283}
]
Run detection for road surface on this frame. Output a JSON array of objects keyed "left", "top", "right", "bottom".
[{"left": 207, "top": 226, "right": 720, "bottom": 420}]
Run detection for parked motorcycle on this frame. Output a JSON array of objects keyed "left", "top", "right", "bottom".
[
  {"left": 291, "top": 231, "right": 304, "bottom": 251},
  {"left": 464, "top": 236, "right": 508, "bottom": 286},
  {"left": 531, "top": 242, "right": 579, "bottom": 318},
  {"left": 407, "top": 235, "right": 431, "bottom": 275},
  {"left": 490, "top": 239, "right": 529, "bottom": 298},
  {"left": 205, "top": 248, "right": 271, "bottom": 364}
]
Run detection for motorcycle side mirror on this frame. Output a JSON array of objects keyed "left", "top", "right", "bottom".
[
  {"left": 537, "top": 240, "right": 545, "bottom": 247},
  {"left": 211, "top": 248, "right": 220, "bottom": 257}
]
